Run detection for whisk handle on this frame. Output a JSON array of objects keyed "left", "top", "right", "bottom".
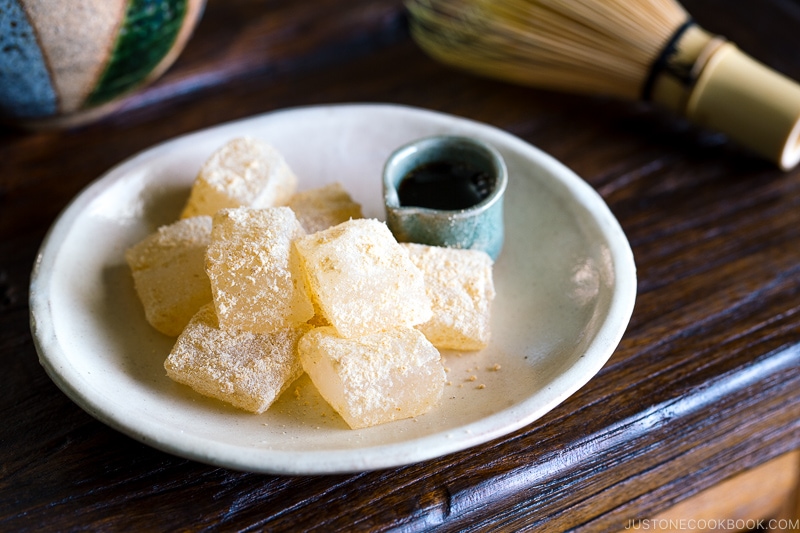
[{"left": 686, "top": 43, "right": 800, "bottom": 171}]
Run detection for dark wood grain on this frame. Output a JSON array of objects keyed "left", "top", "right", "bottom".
[{"left": 2, "top": 0, "right": 799, "bottom": 531}]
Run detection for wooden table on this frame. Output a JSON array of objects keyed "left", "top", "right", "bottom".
[{"left": 2, "top": 0, "right": 799, "bottom": 530}]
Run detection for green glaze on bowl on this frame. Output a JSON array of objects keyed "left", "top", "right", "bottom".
[
  {"left": 86, "top": 0, "right": 190, "bottom": 107},
  {"left": 383, "top": 135, "right": 508, "bottom": 260}
]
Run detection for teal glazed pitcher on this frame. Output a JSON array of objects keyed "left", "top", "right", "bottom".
[{"left": 383, "top": 135, "right": 508, "bottom": 260}]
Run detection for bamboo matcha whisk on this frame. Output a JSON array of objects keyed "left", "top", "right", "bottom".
[{"left": 407, "top": 0, "right": 800, "bottom": 170}]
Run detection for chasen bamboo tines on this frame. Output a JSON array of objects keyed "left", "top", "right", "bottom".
[{"left": 408, "top": 0, "right": 688, "bottom": 98}]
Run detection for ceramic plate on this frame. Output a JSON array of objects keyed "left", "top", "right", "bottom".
[{"left": 30, "top": 104, "right": 636, "bottom": 474}]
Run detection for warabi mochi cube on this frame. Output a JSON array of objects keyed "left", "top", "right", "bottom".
[
  {"left": 286, "top": 180, "right": 367, "bottom": 326},
  {"left": 206, "top": 207, "right": 314, "bottom": 333},
  {"left": 165, "top": 304, "right": 310, "bottom": 413},
  {"left": 402, "top": 243, "right": 495, "bottom": 350},
  {"left": 287, "top": 182, "right": 363, "bottom": 233},
  {"left": 288, "top": 183, "right": 364, "bottom": 325},
  {"left": 298, "top": 326, "right": 445, "bottom": 429},
  {"left": 125, "top": 216, "right": 213, "bottom": 336},
  {"left": 294, "top": 218, "right": 432, "bottom": 338},
  {"left": 181, "top": 137, "right": 297, "bottom": 218}
]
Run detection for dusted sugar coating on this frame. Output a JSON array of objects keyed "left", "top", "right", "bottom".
[
  {"left": 298, "top": 326, "right": 445, "bottom": 429},
  {"left": 125, "top": 216, "right": 213, "bottom": 336},
  {"left": 287, "top": 182, "right": 364, "bottom": 233},
  {"left": 206, "top": 207, "right": 314, "bottom": 333},
  {"left": 294, "top": 218, "right": 432, "bottom": 338},
  {"left": 402, "top": 243, "right": 495, "bottom": 350},
  {"left": 181, "top": 137, "right": 298, "bottom": 218},
  {"left": 165, "top": 304, "right": 310, "bottom": 413}
]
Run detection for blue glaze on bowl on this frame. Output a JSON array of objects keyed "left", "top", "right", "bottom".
[
  {"left": 383, "top": 135, "right": 507, "bottom": 260},
  {"left": 0, "top": 0, "right": 58, "bottom": 118}
]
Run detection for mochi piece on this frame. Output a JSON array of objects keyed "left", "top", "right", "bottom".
[
  {"left": 402, "top": 243, "right": 495, "bottom": 350},
  {"left": 287, "top": 182, "right": 363, "bottom": 233},
  {"left": 165, "top": 304, "right": 310, "bottom": 413},
  {"left": 298, "top": 326, "right": 445, "bottom": 428},
  {"left": 205, "top": 207, "right": 314, "bottom": 333},
  {"left": 125, "top": 216, "right": 213, "bottom": 336},
  {"left": 181, "top": 137, "right": 297, "bottom": 218},
  {"left": 294, "top": 218, "right": 432, "bottom": 338}
]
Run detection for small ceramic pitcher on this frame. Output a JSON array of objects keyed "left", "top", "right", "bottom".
[{"left": 383, "top": 135, "right": 507, "bottom": 260}]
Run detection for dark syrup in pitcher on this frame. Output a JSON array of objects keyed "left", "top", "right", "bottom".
[{"left": 397, "top": 161, "right": 494, "bottom": 211}]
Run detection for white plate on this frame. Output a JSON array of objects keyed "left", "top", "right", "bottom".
[{"left": 29, "top": 104, "right": 636, "bottom": 474}]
